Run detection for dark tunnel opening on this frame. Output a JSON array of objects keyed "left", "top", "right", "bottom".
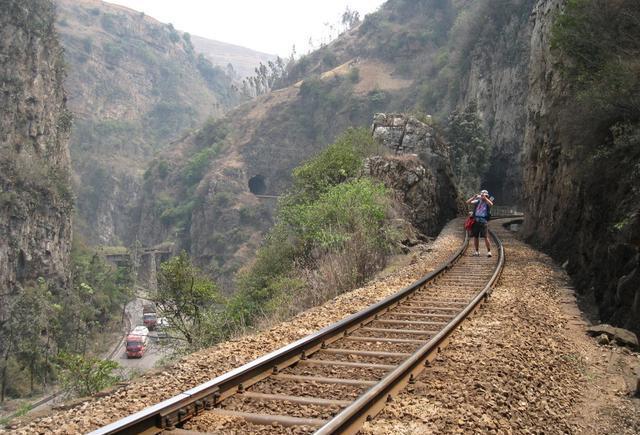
[{"left": 248, "top": 175, "right": 267, "bottom": 195}]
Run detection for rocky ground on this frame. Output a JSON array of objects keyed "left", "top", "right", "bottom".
[
  {"left": 6, "top": 221, "right": 462, "bottom": 434},
  {"left": 361, "top": 223, "right": 640, "bottom": 435},
  {"left": 6, "top": 219, "right": 639, "bottom": 434}
]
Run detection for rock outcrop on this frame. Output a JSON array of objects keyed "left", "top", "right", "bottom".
[
  {"left": 0, "top": 0, "right": 73, "bottom": 295},
  {"left": 368, "top": 114, "right": 461, "bottom": 235}
]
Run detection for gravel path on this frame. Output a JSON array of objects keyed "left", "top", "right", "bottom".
[
  {"left": 360, "top": 222, "right": 640, "bottom": 434},
  {"left": 6, "top": 220, "right": 463, "bottom": 434}
]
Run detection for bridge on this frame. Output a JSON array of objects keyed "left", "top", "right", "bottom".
[{"left": 101, "top": 244, "right": 174, "bottom": 291}]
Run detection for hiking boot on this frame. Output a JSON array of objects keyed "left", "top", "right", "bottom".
[{"left": 487, "top": 251, "right": 492, "bottom": 257}]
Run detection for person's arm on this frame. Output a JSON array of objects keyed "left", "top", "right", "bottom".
[
  {"left": 482, "top": 194, "right": 494, "bottom": 207},
  {"left": 465, "top": 194, "right": 480, "bottom": 204}
]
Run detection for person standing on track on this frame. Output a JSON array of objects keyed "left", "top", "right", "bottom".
[{"left": 466, "top": 189, "right": 494, "bottom": 257}]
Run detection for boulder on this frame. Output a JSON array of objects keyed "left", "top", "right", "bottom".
[{"left": 586, "top": 324, "right": 639, "bottom": 349}]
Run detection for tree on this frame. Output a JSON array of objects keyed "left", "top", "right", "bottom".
[
  {"left": 444, "top": 100, "right": 490, "bottom": 194},
  {"left": 342, "top": 7, "right": 361, "bottom": 31},
  {"left": 241, "top": 57, "right": 290, "bottom": 98},
  {"left": 0, "top": 279, "right": 58, "bottom": 401},
  {"left": 57, "top": 353, "right": 120, "bottom": 397},
  {"left": 154, "top": 252, "right": 222, "bottom": 346}
]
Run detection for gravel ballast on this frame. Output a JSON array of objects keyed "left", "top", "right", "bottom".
[
  {"left": 361, "top": 222, "right": 640, "bottom": 434},
  {"left": 8, "top": 219, "right": 639, "bottom": 434},
  {"left": 7, "top": 221, "right": 463, "bottom": 434}
]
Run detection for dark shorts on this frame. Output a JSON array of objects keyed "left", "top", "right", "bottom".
[{"left": 471, "top": 220, "right": 487, "bottom": 238}]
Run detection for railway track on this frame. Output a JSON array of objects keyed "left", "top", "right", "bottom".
[{"left": 91, "top": 222, "right": 506, "bottom": 435}]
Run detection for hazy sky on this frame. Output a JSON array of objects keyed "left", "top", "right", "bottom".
[{"left": 106, "top": 0, "right": 387, "bottom": 56}]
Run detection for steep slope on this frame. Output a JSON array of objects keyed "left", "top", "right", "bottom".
[
  {"left": 522, "top": 0, "right": 640, "bottom": 334},
  {"left": 0, "top": 0, "right": 73, "bottom": 303},
  {"left": 191, "top": 35, "right": 276, "bottom": 79},
  {"left": 134, "top": 0, "right": 539, "bottom": 284},
  {"left": 55, "top": 0, "right": 238, "bottom": 245}
]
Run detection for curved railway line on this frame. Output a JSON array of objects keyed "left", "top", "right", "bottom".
[{"left": 91, "top": 220, "right": 509, "bottom": 435}]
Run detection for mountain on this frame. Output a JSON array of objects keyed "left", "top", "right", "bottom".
[
  {"left": 132, "top": 0, "right": 533, "bottom": 284},
  {"left": 191, "top": 35, "right": 277, "bottom": 79},
  {"left": 133, "top": 0, "right": 640, "bottom": 335},
  {"left": 54, "top": 0, "right": 240, "bottom": 245},
  {"left": 1, "top": 0, "right": 72, "bottom": 312}
]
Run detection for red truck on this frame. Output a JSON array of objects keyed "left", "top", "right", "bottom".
[
  {"left": 125, "top": 326, "right": 149, "bottom": 358},
  {"left": 142, "top": 304, "right": 157, "bottom": 330}
]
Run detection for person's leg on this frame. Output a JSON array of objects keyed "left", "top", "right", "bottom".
[
  {"left": 474, "top": 236, "right": 479, "bottom": 254},
  {"left": 483, "top": 224, "right": 492, "bottom": 256}
]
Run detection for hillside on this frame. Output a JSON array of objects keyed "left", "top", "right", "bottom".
[
  {"left": 132, "top": 0, "right": 534, "bottom": 284},
  {"left": 1, "top": 0, "right": 73, "bottom": 296},
  {"left": 131, "top": 0, "right": 639, "bottom": 334},
  {"left": 191, "top": 35, "right": 277, "bottom": 79},
  {"left": 55, "top": 0, "right": 239, "bottom": 245}
]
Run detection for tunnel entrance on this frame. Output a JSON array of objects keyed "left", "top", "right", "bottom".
[{"left": 248, "top": 175, "right": 267, "bottom": 195}]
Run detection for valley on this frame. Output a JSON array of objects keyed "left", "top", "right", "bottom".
[{"left": 1, "top": 0, "right": 639, "bottom": 433}]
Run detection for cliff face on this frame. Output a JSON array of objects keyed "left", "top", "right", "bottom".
[
  {"left": 455, "top": 0, "right": 536, "bottom": 204},
  {"left": 367, "top": 114, "right": 461, "bottom": 235},
  {"left": 55, "top": 0, "right": 239, "bottom": 245},
  {"left": 522, "top": 0, "right": 640, "bottom": 334},
  {"left": 0, "top": 0, "right": 73, "bottom": 295}
]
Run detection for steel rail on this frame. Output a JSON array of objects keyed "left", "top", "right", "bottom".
[
  {"left": 90, "top": 227, "right": 470, "bottom": 435},
  {"left": 314, "top": 228, "right": 504, "bottom": 435}
]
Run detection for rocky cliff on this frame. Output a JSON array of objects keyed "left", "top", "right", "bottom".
[
  {"left": 367, "top": 114, "right": 461, "bottom": 235},
  {"left": 522, "top": 0, "right": 640, "bottom": 334},
  {"left": 0, "top": 0, "right": 73, "bottom": 295},
  {"left": 55, "top": 0, "right": 240, "bottom": 245}
]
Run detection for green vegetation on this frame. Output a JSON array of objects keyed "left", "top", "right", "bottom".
[
  {"left": 291, "top": 128, "right": 379, "bottom": 199},
  {"left": 229, "top": 128, "right": 397, "bottom": 328},
  {"left": 0, "top": 241, "right": 132, "bottom": 401},
  {"left": 444, "top": 101, "right": 490, "bottom": 195},
  {"left": 57, "top": 354, "right": 120, "bottom": 398},
  {"left": 551, "top": 0, "right": 640, "bottom": 225},
  {"left": 154, "top": 252, "right": 226, "bottom": 349},
  {"left": 551, "top": 0, "right": 640, "bottom": 120}
]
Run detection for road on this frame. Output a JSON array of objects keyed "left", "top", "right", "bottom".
[{"left": 110, "top": 295, "right": 170, "bottom": 375}]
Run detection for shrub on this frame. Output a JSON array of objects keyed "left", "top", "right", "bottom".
[
  {"left": 57, "top": 354, "right": 120, "bottom": 398},
  {"left": 182, "top": 145, "right": 219, "bottom": 185},
  {"left": 292, "top": 128, "right": 378, "bottom": 200},
  {"left": 230, "top": 126, "right": 396, "bottom": 330},
  {"left": 195, "top": 118, "right": 229, "bottom": 149},
  {"left": 157, "top": 160, "right": 169, "bottom": 178}
]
